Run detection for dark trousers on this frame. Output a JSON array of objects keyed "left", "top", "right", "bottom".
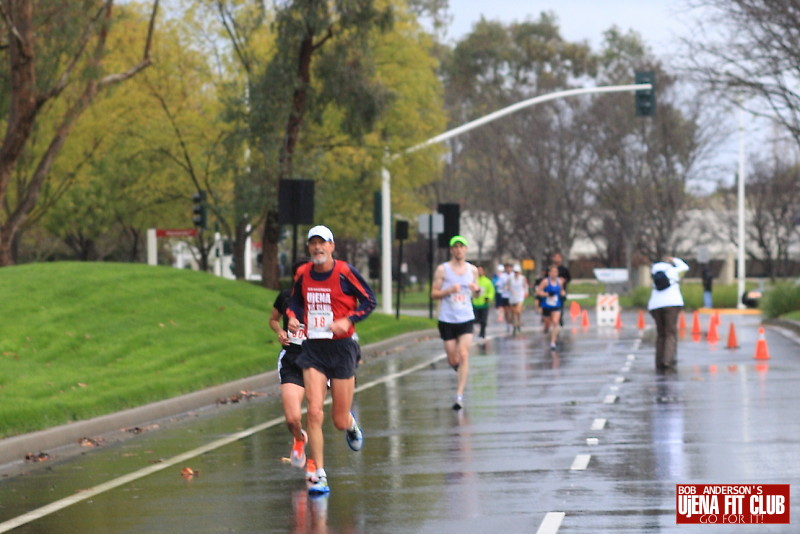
[
  {"left": 473, "top": 307, "right": 489, "bottom": 338},
  {"left": 650, "top": 306, "right": 682, "bottom": 370}
]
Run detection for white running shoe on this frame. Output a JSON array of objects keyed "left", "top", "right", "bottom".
[{"left": 345, "top": 412, "right": 363, "bottom": 451}]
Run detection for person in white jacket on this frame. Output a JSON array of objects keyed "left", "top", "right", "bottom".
[{"left": 647, "top": 256, "right": 689, "bottom": 371}]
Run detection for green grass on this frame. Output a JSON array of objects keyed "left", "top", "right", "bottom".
[{"left": 0, "top": 262, "right": 434, "bottom": 438}]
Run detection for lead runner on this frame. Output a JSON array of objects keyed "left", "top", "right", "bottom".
[{"left": 287, "top": 225, "right": 376, "bottom": 495}]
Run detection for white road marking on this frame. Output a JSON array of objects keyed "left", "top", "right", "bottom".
[
  {"left": 590, "top": 418, "right": 607, "bottom": 430},
  {"left": 603, "top": 394, "right": 618, "bottom": 404},
  {"left": 536, "top": 511, "right": 566, "bottom": 533},
  {"left": 586, "top": 438, "right": 599, "bottom": 446},
  {"left": 570, "top": 454, "right": 591, "bottom": 470},
  {"left": 0, "top": 351, "right": 449, "bottom": 533}
]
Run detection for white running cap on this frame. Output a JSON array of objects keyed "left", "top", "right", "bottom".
[{"left": 307, "top": 225, "right": 334, "bottom": 243}]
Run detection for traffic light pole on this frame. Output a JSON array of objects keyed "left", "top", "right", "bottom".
[{"left": 379, "top": 82, "right": 653, "bottom": 315}]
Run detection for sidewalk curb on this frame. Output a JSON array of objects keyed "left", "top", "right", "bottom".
[
  {"left": 0, "top": 329, "right": 438, "bottom": 472},
  {"left": 763, "top": 317, "right": 800, "bottom": 341}
]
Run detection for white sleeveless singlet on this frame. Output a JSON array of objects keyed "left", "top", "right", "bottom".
[{"left": 438, "top": 262, "right": 475, "bottom": 323}]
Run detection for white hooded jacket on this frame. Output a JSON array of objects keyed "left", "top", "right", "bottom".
[{"left": 647, "top": 257, "right": 690, "bottom": 311}]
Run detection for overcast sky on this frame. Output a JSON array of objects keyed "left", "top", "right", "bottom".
[
  {"left": 442, "top": 0, "right": 697, "bottom": 61},
  {"left": 438, "top": 1, "right": 776, "bottom": 184}
]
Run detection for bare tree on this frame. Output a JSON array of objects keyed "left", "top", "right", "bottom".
[
  {"left": 440, "top": 15, "right": 597, "bottom": 267},
  {"left": 0, "top": 1, "right": 159, "bottom": 265},
  {"left": 717, "top": 154, "right": 800, "bottom": 279},
  {"left": 682, "top": 1, "right": 800, "bottom": 145},
  {"left": 584, "top": 28, "right": 713, "bottom": 279}
]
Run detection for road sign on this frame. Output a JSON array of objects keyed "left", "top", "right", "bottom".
[
  {"left": 155, "top": 228, "right": 198, "bottom": 238},
  {"left": 417, "top": 213, "right": 444, "bottom": 235}
]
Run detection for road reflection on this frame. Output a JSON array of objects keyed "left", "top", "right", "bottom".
[{"left": 652, "top": 374, "right": 685, "bottom": 480}]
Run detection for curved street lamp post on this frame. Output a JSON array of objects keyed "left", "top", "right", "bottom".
[{"left": 380, "top": 82, "right": 653, "bottom": 314}]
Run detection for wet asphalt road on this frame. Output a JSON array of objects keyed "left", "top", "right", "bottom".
[{"left": 0, "top": 310, "right": 798, "bottom": 533}]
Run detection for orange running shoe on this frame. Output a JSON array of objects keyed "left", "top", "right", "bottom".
[
  {"left": 290, "top": 429, "right": 307, "bottom": 468},
  {"left": 305, "top": 458, "right": 318, "bottom": 483}
]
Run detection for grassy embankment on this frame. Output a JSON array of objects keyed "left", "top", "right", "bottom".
[{"left": 0, "top": 262, "right": 435, "bottom": 439}]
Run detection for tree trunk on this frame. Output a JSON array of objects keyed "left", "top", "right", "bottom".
[
  {"left": 261, "top": 209, "right": 281, "bottom": 288},
  {"left": 261, "top": 30, "right": 314, "bottom": 289}
]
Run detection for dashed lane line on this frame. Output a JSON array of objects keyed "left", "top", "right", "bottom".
[
  {"left": 536, "top": 337, "right": 640, "bottom": 534},
  {"left": 590, "top": 418, "right": 607, "bottom": 430},
  {"left": 570, "top": 453, "right": 592, "bottom": 470},
  {"left": 536, "top": 512, "right": 566, "bottom": 534}
]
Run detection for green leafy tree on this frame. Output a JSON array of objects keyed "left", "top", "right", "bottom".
[
  {"left": 0, "top": 0, "right": 159, "bottom": 265},
  {"left": 207, "top": 0, "right": 445, "bottom": 286},
  {"left": 35, "top": 11, "right": 230, "bottom": 268}
]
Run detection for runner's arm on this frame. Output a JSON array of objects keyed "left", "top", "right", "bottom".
[
  {"left": 286, "top": 274, "right": 305, "bottom": 332},
  {"left": 341, "top": 264, "right": 377, "bottom": 324},
  {"left": 430, "top": 264, "right": 453, "bottom": 300}
]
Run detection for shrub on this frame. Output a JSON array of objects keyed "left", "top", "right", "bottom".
[
  {"left": 622, "top": 282, "right": 754, "bottom": 310},
  {"left": 760, "top": 280, "right": 800, "bottom": 318}
]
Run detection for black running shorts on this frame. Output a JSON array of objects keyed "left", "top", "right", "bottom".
[
  {"left": 296, "top": 337, "right": 360, "bottom": 380},
  {"left": 438, "top": 320, "right": 474, "bottom": 341},
  {"left": 278, "top": 348, "right": 304, "bottom": 386}
]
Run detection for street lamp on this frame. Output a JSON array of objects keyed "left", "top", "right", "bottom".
[
  {"left": 380, "top": 82, "right": 654, "bottom": 314},
  {"left": 737, "top": 106, "right": 746, "bottom": 309}
]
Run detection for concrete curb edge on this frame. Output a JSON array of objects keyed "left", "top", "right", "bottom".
[{"left": 0, "top": 328, "right": 438, "bottom": 471}]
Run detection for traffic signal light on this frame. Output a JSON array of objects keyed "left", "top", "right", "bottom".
[
  {"left": 437, "top": 203, "right": 460, "bottom": 248},
  {"left": 368, "top": 255, "right": 380, "bottom": 280},
  {"left": 634, "top": 71, "right": 656, "bottom": 117},
  {"left": 192, "top": 190, "right": 207, "bottom": 230}
]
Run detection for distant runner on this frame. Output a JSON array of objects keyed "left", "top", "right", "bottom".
[{"left": 431, "top": 235, "right": 479, "bottom": 410}]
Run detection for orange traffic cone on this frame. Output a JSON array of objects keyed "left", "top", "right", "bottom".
[
  {"left": 569, "top": 301, "right": 581, "bottom": 322},
  {"left": 581, "top": 309, "right": 590, "bottom": 329},
  {"left": 637, "top": 310, "right": 646, "bottom": 329},
  {"left": 713, "top": 310, "right": 721, "bottom": 328},
  {"left": 726, "top": 323, "right": 739, "bottom": 349},
  {"left": 615, "top": 311, "right": 623, "bottom": 330},
  {"left": 754, "top": 327, "right": 771, "bottom": 360},
  {"left": 678, "top": 311, "right": 687, "bottom": 331},
  {"left": 707, "top": 316, "right": 719, "bottom": 343},
  {"left": 691, "top": 310, "right": 702, "bottom": 336}
]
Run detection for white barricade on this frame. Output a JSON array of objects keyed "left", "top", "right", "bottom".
[{"left": 596, "top": 293, "right": 619, "bottom": 326}]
